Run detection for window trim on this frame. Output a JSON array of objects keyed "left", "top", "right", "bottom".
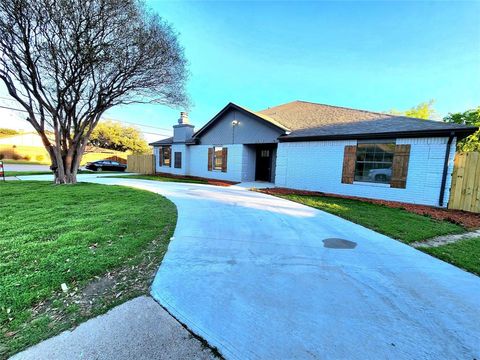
[
  {"left": 159, "top": 146, "right": 171, "bottom": 167},
  {"left": 174, "top": 151, "right": 182, "bottom": 169},
  {"left": 352, "top": 181, "right": 391, "bottom": 188},
  {"left": 353, "top": 140, "right": 396, "bottom": 185},
  {"left": 212, "top": 146, "right": 224, "bottom": 171}
]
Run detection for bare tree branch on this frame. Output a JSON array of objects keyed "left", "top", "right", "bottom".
[{"left": 0, "top": 0, "right": 188, "bottom": 183}]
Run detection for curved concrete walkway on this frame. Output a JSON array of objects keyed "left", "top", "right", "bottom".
[{"left": 18, "top": 175, "right": 480, "bottom": 359}]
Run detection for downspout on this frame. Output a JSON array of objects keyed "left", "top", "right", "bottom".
[{"left": 438, "top": 132, "right": 455, "bottom": 207}]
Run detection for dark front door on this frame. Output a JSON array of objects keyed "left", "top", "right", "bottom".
[{"left": 255, "top": 146, "right": 273, "bottom": 181}]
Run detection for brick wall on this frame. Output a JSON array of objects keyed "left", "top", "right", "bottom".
[
  {"left": 188, "top": 144, "right": 245, "bottom": 182},
  {"left": 274, "top": 137, "right": 456, "bottom": 207}
]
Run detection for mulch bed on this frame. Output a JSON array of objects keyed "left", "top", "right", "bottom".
[
  {"left": 260, "top": 187, "right": 480, "bottom": 229},
  {"left": 153, "top": 172, "right": 238, "bottom": 187}
]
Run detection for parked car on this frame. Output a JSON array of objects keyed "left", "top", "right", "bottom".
[
  {"left": 85, "top": 160, "right": 127, "bottom": 172},
  {"left": 368, "top": 168, "right": 392, "bottom": 182}
]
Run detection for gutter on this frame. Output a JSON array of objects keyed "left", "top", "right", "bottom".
[
  {"left": 278, "top": 127, "right": 477, "bottom": 142},
  {"left": 438, "top": 133, "right": 455, "bottom": 207}
]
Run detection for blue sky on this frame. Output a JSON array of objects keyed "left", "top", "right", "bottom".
[{"left": 2, "top": 1, "right": 479, "bottom": 140}]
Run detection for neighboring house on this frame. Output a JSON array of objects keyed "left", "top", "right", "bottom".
[
  {"left": 150, "top": 101, "right": 476, "bottom": 207},
  {"left": 0, "top": 132, "right": 53, "bottom": 146}
]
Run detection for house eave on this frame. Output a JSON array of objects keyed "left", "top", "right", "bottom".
[
  {"left": 278, "top": 127, "right": 478, "bottom": 142},
  {"left": 192, "top": 102, "right": 290, "bottom": 141}
]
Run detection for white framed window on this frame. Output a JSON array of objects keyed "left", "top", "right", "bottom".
[
  {"left": 213, "top": 146, "right": 223, "bottom": 171},
  {"left": 160, "top": 146, "right": 171, "bottom": 167},
  {"left": 354, "top": 141, "right": 395, "bottom": 184}
]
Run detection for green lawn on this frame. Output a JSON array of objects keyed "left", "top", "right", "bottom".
[
  {"left": 0, "top": 182, "right": 176, "bottom": 357},
  {"left": 3, "top": 170, "right": 121, "bottom": 177},
  {"left": 281, "top": 194, "right": 464, "bottom": 244},
  {"left": 420, "top": 238, "right": 480, "bottom": 276},
  {"left": 109, "top": 174, "right": 208, "bottom": 184},
  {"left": 3, "top": 171, "right": 52, "bottom": 177},
  {"left": 0, "top": 160, "right": 46, "bottom": 165}
]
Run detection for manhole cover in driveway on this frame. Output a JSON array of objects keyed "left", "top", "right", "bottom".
[{"left": 322, "top": 238, "right": 357, "bottom": 249}]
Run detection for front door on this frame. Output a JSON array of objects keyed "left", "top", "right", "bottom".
[{"left": 255, "top": 146, "right": 273, "bottom": 181}]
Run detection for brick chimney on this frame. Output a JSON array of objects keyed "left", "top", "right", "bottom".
[
  {"left": 173, "top": 111, "right": 194, "bottom": 143},
  {"left": 178, "top": 111, "right": 189, "bottom": 124}
]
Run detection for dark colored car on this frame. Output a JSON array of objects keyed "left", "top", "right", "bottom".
[{"left": 85, "top": 160, "right": 127, "bottom": 172}]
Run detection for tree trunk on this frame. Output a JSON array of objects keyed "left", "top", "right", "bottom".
[{"left": 49, "top": 144, "right": 84, "bottom": 184}]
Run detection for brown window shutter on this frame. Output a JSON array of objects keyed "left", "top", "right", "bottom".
[
  {"left": 391, "top": 144, "right": 411, "bottom": 188},
  {"left": 208, "top": 147, "right": 213, "bottom": 171},
  {"left": 341, "top": 145, "right": 356, "bottom": 184},
  {"left": 159, "top": 147, "right": 163, "bottom": 166},
  {"left": 221, "top": 147, "right": 228, "bottom": 172}
]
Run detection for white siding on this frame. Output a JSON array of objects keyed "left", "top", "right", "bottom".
[
  {"left": 198, "top": 110, "right": 283, "bottom": 145},
  {"left": 274, "top": 137, "right": 456, "bottom": 207}
]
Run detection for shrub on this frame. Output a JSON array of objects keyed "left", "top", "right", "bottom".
[
  {"left": 24, "top": 155, "right": 32, "bottom": 161},
  {"left": 36, "top": 155, "right": 45, "bottom": 162}
]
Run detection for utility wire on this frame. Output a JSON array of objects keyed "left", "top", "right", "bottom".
[
  {"left": 0, "top": 96, "right": 174, "bottom": 132},
  {"left": 0, "top": 103, "right": 172, "bottom": 137}
]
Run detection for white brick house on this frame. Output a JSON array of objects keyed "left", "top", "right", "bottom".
[{"left": 150, "top": 101, "right": 476, "bottom": 207}]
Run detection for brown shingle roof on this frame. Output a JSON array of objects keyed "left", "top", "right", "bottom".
[
  {"left": 149, "top": 137, "right": 173, "bottom": 146},
  {"left": 258, "top": 100, "right": 476, "bottom": 140}
]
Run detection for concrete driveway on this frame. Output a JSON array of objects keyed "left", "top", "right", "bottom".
[
  {"left": 17, "top": 174, "right": 480, "bottom": 359},
  {"left": 2, "top": 163, "right": 51, "bottom": 172}
]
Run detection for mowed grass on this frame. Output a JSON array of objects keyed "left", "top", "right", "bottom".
[
  {"left": 0, "top": 182, "right": 176, "bottom": 356},
  {"left": 3, "top": 170, "right": 120, "bottom": 177},
  {"left": 281, "top": 195, "right": 464, "bottom": 243},
  {"left": 421, "top": 238, "right": 480, "bottom": 276},
  {"left": 3, "top": 171, "right": 52, "bottom": 177}
]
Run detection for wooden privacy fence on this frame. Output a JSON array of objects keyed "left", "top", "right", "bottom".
[
  {"left": 127, "top": 154, "right": 155, "bottom": 174},
  {"left": 105, "top": 155, "right": 127, "bottom": 164},
  {"left": 449, "top": 152, "right": 480, "bottom": 213}
]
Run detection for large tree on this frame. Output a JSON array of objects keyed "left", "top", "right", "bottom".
[
  {"left": 390, "top": 100, "right": 437, "bottom": 119},
  {"left": 89, "top": 120, "right": 150, "bottom": 153},
  {"left": 444, "top": 107, "right": 480, "bottom": 152},
  {"left": 0, "top": 0, "right": 187, "bottom": 183}
]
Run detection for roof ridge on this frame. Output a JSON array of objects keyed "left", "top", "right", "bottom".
[
  {"left": 260, "top": 99, "right": 437, "bottom": 122},
  {"left": 229, "top": 102, "right": 291, "bottom": 131},
  {"left": 294, "top": 100, "right": 396, "bottom": 118}
]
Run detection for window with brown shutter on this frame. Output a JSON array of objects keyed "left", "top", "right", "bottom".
[
  {"left": 342, "top": 145, "right": 356, "bottom": 184},
  {"left": 160, "top": 146, "right": 171, "bottom": 167},
  {"left": 354, "top": 141, "right": 395, "bottom": 184},
  {"left": 208, "top": 148, "right": 213, "bottom": 171},
  {"left": 213, "top": 147, "right": 223, "bottom": 170},
  {"left": 174, "top": 152, "right": 182, "bottom": 169},
  {"left": 221, "top": 147, "right": 228, "bottom": 172},
  {"left": 390, "top": 144, "right": 410, "bottom": 188},
  {"left": 158, "top": 147, "right": 163, "bottom": 167}
]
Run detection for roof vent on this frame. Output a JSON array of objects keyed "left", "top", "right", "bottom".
[{"left": 178, "top": 111, "right": 189, "bottom": 125}]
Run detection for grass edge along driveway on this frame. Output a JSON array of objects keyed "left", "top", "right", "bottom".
[
  {"left": 279, "top": 194, "right": 480, "bottom": 275},
  {"left": 0, "top": 181, "right": 177, "bottom": 358},
  {"left": 420, "top": 238, "right": 480, "bottom": 276},
  {"left": 280, "top": 194, "right": 464, "bottom": 244}
]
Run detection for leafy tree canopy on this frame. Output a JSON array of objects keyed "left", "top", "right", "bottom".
[
  {"left": 390, "top": 100, "right": 437, "bottom": 119},
  {"left": 444, "top": 107, "right": 480, "bottom": 152},
  {"left": 89, "top": 121, "right": 150, "bottom": 154},
  {"left": 0, "top": 128, "right": 20, "bottom": 137}
]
